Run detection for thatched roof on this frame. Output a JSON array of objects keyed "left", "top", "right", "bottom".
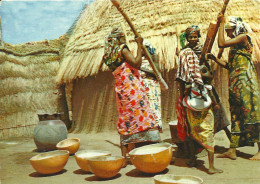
[
  {"left": 57, "top": 0, "right": 260, "bottom": 84},
  {"left": 66, "top": 4, "right": 89, "bottom": 36}
]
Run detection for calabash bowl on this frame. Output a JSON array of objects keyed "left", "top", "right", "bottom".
[
  {"left": 129, "top": 142, "right": 173, "bottom": 174},
  {"left": 56, "top": 138, "right": 80, "bottom": 155},
  {"left": 154, "top": 174, "right": 203, "bottom": 184},
  {"left": 87, "top": 155, "right": 124, "bottom": 179},
  {"left": 30, "top": 150, "right": 69, "bottom": 174},
  {"left": 74, "top": 150, "right": 111, "bottom": 172}
]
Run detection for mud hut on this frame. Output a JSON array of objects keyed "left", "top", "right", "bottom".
[
  {"left": 0, "top": 35, "right": 70, "bottom": 138},
  {"left": 56, "top": 0, "right": 260, "bottom": 134}
]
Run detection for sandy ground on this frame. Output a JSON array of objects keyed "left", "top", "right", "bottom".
[{"left": 0, "top": 127, "right": 260, "bottom": 184}]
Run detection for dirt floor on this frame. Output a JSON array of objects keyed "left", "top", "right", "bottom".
[{"left": 0, "top": 127, "right": 260, "bottom": 184}]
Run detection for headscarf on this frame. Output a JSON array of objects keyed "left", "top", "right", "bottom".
[
  {"left": 225, "top": 16, "right": 252, "bottom": 37},
  {"left": 143, "top": 39, "right": 156, "bottom": 55},
  {"left": 103, "top": 28, "right": 126, "bottom": 70},
  {"left": 180, "top": 25, "right": 201, "bottom": 49}
]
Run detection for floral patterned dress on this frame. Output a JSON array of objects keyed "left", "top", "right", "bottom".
[
  {"left": 228, "top": 36, "right": 260, "bottom": 148},
  {"left": 103, "top": 44, "right": 160, "bottom": 145},
  {"left": 140, "top": 58, "right": 162, "bottom": 130},
  {"left": 113, "top": 62, "right": 158, "bottom": 135}
]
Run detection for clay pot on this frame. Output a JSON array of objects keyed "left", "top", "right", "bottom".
[
  {"left": 87, "top": 155, "right": 124, "bottom": 179},
  {"left": 129, "top": 143, "right": 173, "bottom": 174},
  {"left": 33, "top": 113, "right": 68, "bottom": 152},
  {"left": 56, "top": 138, "right": 80, "bottom": 155},
  {"left": 154, "top": 174, "right": 203, "bottom": 184},
  {"left": 75, "top": 150, "right": 111, "bottom": 172},
  {"left": 30, "top": 150, "right": 69, "bottom": 175}
]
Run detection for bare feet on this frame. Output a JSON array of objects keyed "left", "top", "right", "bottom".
[
  {"left": 208, "top": 168, "right": 223, "bottom": 174},
  {"left": 217, "top": 149, "right": 237, "bottom": 160},
  {"left": 249, "top": 152, "right": 260, "bottom": 160}
]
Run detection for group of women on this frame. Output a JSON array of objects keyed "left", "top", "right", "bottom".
[{"left": 102, "top": 13, "right": 260, "bottom": 174}]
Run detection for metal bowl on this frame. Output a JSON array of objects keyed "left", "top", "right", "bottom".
[
  {"left": 74, "top": 150, "right": 111, "bottom": 172},
  {"left": 154, "top": 174, "right": 203, "bottom": 184},
  {"left": 87, "top": 155, "right": 124, "bottom": 179},
  {"left": 56, "top": 138, "right": 80, "bottom": 155},
  {"left": 30, "top": 150, "right": 69, "bottom": 174},
  {"left": 129, "top": 143, "right": 173, "bottom": 174}
]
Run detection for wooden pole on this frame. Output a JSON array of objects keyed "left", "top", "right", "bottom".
[
  {"left": 120, "top": 22, "right": 130, "bottom": 50},
  {"left": 110, "top": 0, "right": 168, "bottom": 91},
  {"left": 201, "top": 0, "right": 230, "bottom": 63}
]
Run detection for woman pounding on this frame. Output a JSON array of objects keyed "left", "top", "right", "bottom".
[
  {"left": 176, "top": 25, "right": 223, "bottom": 174},
  {"left": 214, "top": 15, "right": 260, "bottom": 160},
  {"left": 103, "top": 28, "right": 161, "bottom": 166}
]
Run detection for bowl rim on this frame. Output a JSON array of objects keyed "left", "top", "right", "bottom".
[
  {"left": 56, "top": 138, "right": 80, "bottom": 148},
  {"left": 129, "top": 142, "right": 172, "bottom": 156},
  {"left": 87, "top": 155, "right": 124, "bottom": 162},
  {"left": 30, "top": 150, "right": 70, "bottom": 161},
  {"left": 154, "top": 174, "right": 203, "bottom": 183},
  {"left": 75, "top": 149, "right": 111, "bottom": 158}
]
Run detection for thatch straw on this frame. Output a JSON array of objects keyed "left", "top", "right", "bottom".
[
  {"left": 0, "top": 77, "right": 57, "bottom": 97},
  {"left": 0, "top": 60, "right": 59, "bottom": 79},
  {"left": 57, "top": 0, "right": 260, "bottom": 84},
  {"left": 0, "top": 36, "right": 70, "bottom": 138}
]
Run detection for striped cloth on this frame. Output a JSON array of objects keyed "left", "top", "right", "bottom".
[{"left": 176, "top": 48, "right": 204, "bottom": 85}]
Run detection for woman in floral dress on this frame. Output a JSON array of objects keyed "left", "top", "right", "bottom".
[
  {"left": 216, "top": 15, "right": 260, "bottom": 160},
  {"left": 103, "top": 28, "right": 160, "bottom": 166}
]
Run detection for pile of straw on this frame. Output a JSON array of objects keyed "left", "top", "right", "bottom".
[{"left": 0, "top": 35, "right": 69, "bottom": 138}]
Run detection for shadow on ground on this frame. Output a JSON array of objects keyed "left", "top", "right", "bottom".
[
  {"left": 85, "top": 173, "right": 121, "bottom": 181},
  {"left": 73, "top": 169, "right": 92, "bottom": 175},
  {"left": 214, "top": 145, "right": 254, "bottom": 159},
  {"left": 126, "top": 168, "right": 169, "bottom": 178},
  {"left": 29, "top": 169, "right": 67, "bottom": 177}
]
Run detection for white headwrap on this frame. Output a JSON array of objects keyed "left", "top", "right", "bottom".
[{"left": 225, "top": 16, "right": 252, "bottom": 37}]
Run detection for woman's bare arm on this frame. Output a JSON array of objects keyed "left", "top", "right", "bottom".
[
  {"left": 206, "top": 53, "right": 228, "bottom": 69},
  {"left": 218, "top": 14, "right": 247, "bottom": 48},
  {"left": 122, "top": 37, "right": 143, "bottom": 69}
]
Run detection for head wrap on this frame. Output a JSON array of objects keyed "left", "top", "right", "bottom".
[
  {"left": 103, "top": 28, "right": 125, "bottom": 58},
  {"left": 225, "top": 16, "right": 252, "bottom": 37},
  {"left": 103, "top": 28, "right": 126, "bottom": 70},
  {"left": 143, "top": 39, "right": 156, "bottom": 55},
  {"left": 180, "top": 25, "right": 201, "bottom": 49}
]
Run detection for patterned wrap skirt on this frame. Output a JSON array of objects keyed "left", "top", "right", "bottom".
[
  {"left": 228, "top": 51, "right": 260, "bottom": 148},
  {"left": 142, "top": 77, "right": 162, "bottom": 130},
  {"left": 229, "top": 72, "right": 260, "bottom": 148},
  {"left": 112, "top": 62, "right": 159, "bottom": 138},
  {"left": 186, "top": 108, "right": 215, "bottom": 152}
]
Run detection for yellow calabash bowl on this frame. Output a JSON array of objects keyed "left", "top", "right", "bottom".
[
  {"left": 74, "top": 150, "right": 111, "bottom": 172},
  {"left": 154, "top": 174, "right": 203, "bottom": 184},
  {"left": 56, "top": 138, "right": 80, "bottom": 155},
  {"left": 30, "top": 150, "right": 69, "bottom": 174},
  {"left": 87, "top": 155, "right": 124, "bottom": 179},
  {"left": 129, "top": 143, "right": 173, "bottom": 174}
]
